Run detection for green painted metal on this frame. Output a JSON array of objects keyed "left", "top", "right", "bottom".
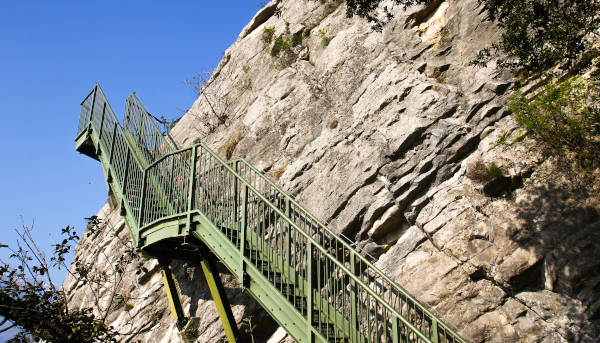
[
  {"left": 75, "top": 84, "right": 469, "bottom": 343},
  {"left": 158, "top": 258, "right": 187, "bottom": 329},
  {"left": 199, "top": 251, "right": 241, "bottom": 343}
]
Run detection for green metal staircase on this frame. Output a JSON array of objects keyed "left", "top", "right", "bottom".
[{"left": 75, "top": 84, "right": 468, "bottom": 343}]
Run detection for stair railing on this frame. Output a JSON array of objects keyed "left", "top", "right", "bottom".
[{"left": 77, "top": 84, "right": 468, "bottom": 343}]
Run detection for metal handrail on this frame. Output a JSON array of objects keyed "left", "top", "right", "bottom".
[
  {"left": 229, "top": 158, "right": 466, "bottom": 340},
  {"left": 189, "top": 142, "right": 433, "bottom": 342},
  {"left": 77, "top": 84, "right": 468, "bottom": 343}
]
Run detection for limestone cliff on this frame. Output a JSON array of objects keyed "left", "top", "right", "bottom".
[{"left": 66, "top": 1, "right": 600, "bottom": 342}]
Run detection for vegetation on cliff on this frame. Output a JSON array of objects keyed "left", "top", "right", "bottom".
[{"left": 0, "top": 219, "right": 145, "bottom": 342}]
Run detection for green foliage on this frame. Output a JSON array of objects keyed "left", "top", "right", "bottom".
[
  {"left": 509, "top": 76, "right": 600, "bottom": 170},
  {"left": 0, "top": 217, "right": 150, "bottom": 342},
  {"left": 343, "top": 0, "right": 600, "bottom": 75},
  {"left": 318, "top": 29, "right": 331, "bottom": 47},
  {"left": 473, "top": 0, "right": 600, "bottom": 75},
  {"left": 345, "top": 0, "right": 433, "bottom": 31},
  {"left": 270, "top": 35, "right": 292, "bottom": 57},
  {"left": 481, "top": 129, "right": 494, "bottom": 140},
  {"left": 487, "top": 162, "right": 503, "bottom": 179},
  {"left": 291, "top": 31, "right": 303, "bottom": 47},
  {"left": 262, "top": 26, "right": 275, "bottom": 43},
  {"left": 0, "top": 223, "right": 118, "bottom": 342},
  {"left": 494, "top": 130, "right": 510, "bottom": 147}
]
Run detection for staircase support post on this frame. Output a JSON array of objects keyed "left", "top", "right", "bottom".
[
  {"left": 199, "top": 250, "right": 240, "bottom": 343},
  {"left": 120, "top": 149, "right": 131, "bottom": 216},
  {"left": 158, "top": 258, "right": 187, "bottom": 329}
]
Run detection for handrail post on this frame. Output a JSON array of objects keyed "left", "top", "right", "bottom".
[
  {"left": 284, "top": 198, "right": 291, "bottom": 278},
  {"left": 350, "top": 253, "right": 359, "bottom": 342},
  {"left": 109, "top": 122, "right": 117, "bottom": 165},
  {"left": 98, "top": 102, "right": 106, "bottom": 143},
  {"left": 239, "top": 184, "right": 248, "bottom": 286},
  {"left": 393, "top": 315, "right": 401, "bottom": 343},
  {"left": 185, "top": 147, "right": 197, "bottom": 238},
  {"left": 432, "top": 318, "right": 439, "bottom": 343},
  {"left": 232, "top": 160, "right": 238, "bottom": 234},
  {"left": 307, "top": 241, "right": 316, "bottom": 343},
  {"left": 88, "top": 86, "right": 97, "bottom": 131},
  {"left": 120, "top": 149, "right": 131, "bottom": 216},
  {"left": 137, "top": 168, "right": 148, "bottom": 247}
]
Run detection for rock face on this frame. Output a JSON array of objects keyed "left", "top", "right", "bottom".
[{"left": 66, "top": 0, "right": 600, "bottom": 342}]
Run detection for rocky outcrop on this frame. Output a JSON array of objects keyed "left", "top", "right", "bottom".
[{"left": 67, "top": 0, "right": 600, "bottom": 342}]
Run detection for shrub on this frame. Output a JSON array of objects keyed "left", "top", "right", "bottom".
[
  {"left": 340, "top": 0, "right": 600, "bottom": 75},
  {"left": 509, "top": 76, "right": 600, "bottom": 170},
  {"left": 270, "top": 35, "right": 291, "bottom": 57},
  {"left": 272, "top": 167, "right": 286, "bottom": 180},
  {"left": 291, "top": 30, "right": 303, "bottom": 47},
  {"left": 473, "top": 0, "right": 600, "bottom": 75},
  {"left": 467, "top": 160, "right": 504, "bottom": 183},
  {"left": 318, "top": 29, "right": 331, "bottom": 47},
  {"left": 262, "top": 26, "right": 275, "bottom": 43},
  {"left": 224, "top": 131, "right": 243, "bottom": 159}
]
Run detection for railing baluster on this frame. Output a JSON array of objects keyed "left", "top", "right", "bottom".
[
  {"left": 307, "top": 240, "right": 316, "bottom": 343},
  {"left": 88, "top": 86, "right": 97, "bottom": 131},
  {"left": 185, "top": 147, "right": 196, "bottom": 237},
  {"left": 138, "top": 169, "right": 147, "bottom": 244}
]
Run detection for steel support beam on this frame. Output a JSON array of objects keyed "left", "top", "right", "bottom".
[
  {"left": 198, "top": 248, "right": 240, "bottom": 343},
  {"left": 158, "top": 258, "right": 188, "bottom": 330}
]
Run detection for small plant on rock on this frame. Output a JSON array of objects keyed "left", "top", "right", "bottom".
[
  {"left": 262, "top": 26, "right": 275, "bottom": 43},
  {"left": 467, "top": 160, "right": 504, "bottom": 183},
  {"left": 318, "top": 29, "right": 331, "bottom": 47},
  {"left": 223, "top": 131, "right": 243, "bottom": 159},
  {"left": 272, "top": 167, "right": 286, "bottom": 180},
  {"left": 270, "top": 35, "right": 292, "bottom": 57}
]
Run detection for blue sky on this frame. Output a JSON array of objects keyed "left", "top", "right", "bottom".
[{"left": 0, "top": 1, "right": 265, "bottom": 339}]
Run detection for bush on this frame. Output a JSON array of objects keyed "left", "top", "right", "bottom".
[
  {"left": 509, "top": 76, "right": 600, "bottom": 170},
  {"left": 467, "top": 160, "right": 504, "bottom": 183},
  {"left": 272, "top": 167, "right": 286, "bottom": 180},
  {"left": 473, "top": 0, "right": 600, "bottom": 75},
  {"left": 318, "top": 29, "right": 331, "bottom": 47},
  {"left": 262, "top": 26, "right": 275, "bottom": 43},
  {"left": 224, "top": 131, "right": 243, "bottom": 159},
  {"left": 270, "top": 35, "right": 291, "bottom": 57},
  {"left": 340, "top": 0, "right": 600, "bottom": 75}
]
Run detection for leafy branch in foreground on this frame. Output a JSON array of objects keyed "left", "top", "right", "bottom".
[
  {"left": 0, "top": 222, "right": 117, "bottom": 342},
  {"left": 0, "top": 218, "right": 153, "bottom": 342}
]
